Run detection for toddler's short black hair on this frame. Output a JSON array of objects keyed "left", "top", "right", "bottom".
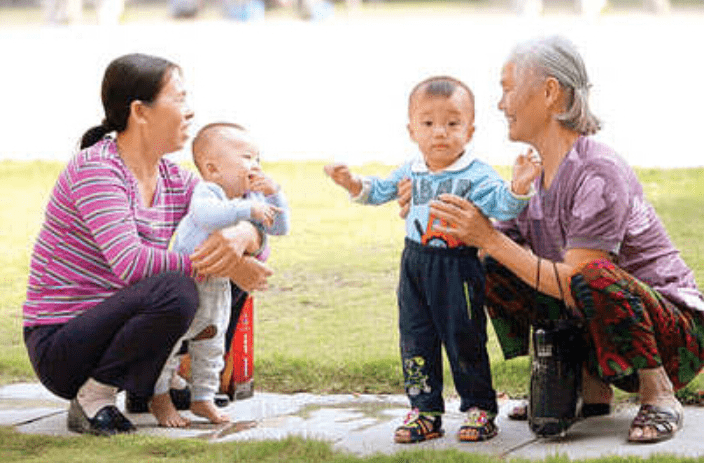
[{"left": 408, "top": 76, "right": 475, "bottom": 117}]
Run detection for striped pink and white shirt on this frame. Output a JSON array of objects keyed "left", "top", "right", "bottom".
[{"left": 23, "top": 137, "right": 199, "bottom": 326}]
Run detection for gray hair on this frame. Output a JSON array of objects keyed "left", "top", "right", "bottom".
[{"left": 508, "top": 36, "right": 601, "bottom": 135}]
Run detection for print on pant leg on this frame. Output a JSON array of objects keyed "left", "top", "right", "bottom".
[
  {"left": 404, "top": 356, "right": 432, "bottom": 397},
  {"left": 463, "top": 282, "right": 472, "bottom": 321}
]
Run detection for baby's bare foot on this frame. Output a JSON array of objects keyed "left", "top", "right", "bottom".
[
  {"left": 190, "top": 400, "right": 231, "bottom": 424},
  {"left": 150, "top": 392, "right": 190, "bottom": 427}
]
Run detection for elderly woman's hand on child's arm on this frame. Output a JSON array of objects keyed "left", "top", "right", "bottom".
[
  {"left": 190, "top": 221, "right": 272, "bottom": 292},
  {"left": 429, "top": 194, "right": 497, "bottom": 249}
]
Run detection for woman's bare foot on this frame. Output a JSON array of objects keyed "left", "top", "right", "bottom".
[
  {"left": 190, "top": 400, "right": 231, "bottom": 424},
  {"left": 149, "top": 392, "right": 190, "bottom": 427}
]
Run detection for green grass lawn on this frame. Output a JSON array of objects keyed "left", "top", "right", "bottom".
[
  {"left": 1, "top": 160, "right": 703, "bottom": 461},
  {"left": 0, "top": 159, "right": 535, "bottom": 395},
  {"left": 2, "top": 160, "right": 704, "bottom": 396}
]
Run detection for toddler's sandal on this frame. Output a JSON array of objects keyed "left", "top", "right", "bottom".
[
  {"left": 459, "top": 407, "right": 498, "bottom": 442},
  {"left": 393, "top": 409, "right": 444, "bottom": 444}
]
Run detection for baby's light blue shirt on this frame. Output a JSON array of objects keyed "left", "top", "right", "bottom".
[{"left": 173, "top": 181, "right": 290, "bottom": 255}]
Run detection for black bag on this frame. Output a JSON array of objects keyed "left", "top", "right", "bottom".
[
  {"left": 526, "top": 259, "right": 585, "bottom": 438},
  {"left": 528, "top": 318, "right": 585, "bottom": 437}
]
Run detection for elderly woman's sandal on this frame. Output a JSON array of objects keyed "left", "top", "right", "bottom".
[
  {"left": 628, "top": 404, "right": 682, "bottom": 443},
  {"left": 393, "top": 409, "right": 444, "bottom": 443}
]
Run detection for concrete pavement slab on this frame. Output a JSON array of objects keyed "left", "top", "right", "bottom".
[
  {"left": 0, "top": 382, "right": 67, "bottom": 430},
  {"left": 4, "top": 383, "right": 704, "bottom": 460},
  {"left": 507, "top": 408, "right": 704, "bottom": 460}
]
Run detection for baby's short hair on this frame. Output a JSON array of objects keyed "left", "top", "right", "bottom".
[
  {"left": 191, "top": 122, "right": 247, "bottom": 172},
  {"left": 408, "top": 76, "right": 475, "bottom": 117}
]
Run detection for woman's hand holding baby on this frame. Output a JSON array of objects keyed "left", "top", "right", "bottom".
[{"left": 191, "top": 222, "right": 272, "bottom": 292}]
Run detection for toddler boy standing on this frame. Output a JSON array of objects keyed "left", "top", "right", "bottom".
[{"left": 325, "top": 76, "right": 540, "bottom": 443}]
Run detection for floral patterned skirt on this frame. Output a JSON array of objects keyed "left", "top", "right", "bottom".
[{"left": 484, "top": 257, "right": 704, "bottom": 392}]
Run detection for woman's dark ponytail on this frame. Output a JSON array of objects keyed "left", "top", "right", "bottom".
[
  {"left": 80, "top": 120, "right": 112, "bottom": 149},
  {"left": 79, "top": 53, "right": 179, "bottom": 150}
]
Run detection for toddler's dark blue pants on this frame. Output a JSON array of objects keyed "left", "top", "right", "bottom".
[{"left": 398, "top": 238, "right": 497, "bottom": 414}]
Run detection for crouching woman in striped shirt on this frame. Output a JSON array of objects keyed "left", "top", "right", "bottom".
[{"left": 22, "top": 53, "right": 272, "bottom": 436}]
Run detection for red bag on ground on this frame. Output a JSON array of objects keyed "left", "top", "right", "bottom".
[{"left": 221, "top": 295, "right": 254, "bottom": 400}]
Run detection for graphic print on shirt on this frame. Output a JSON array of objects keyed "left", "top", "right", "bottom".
[
  {"left": 413, "top": 177, "right": 472, "bottom": 249},
  {"left": 415, "top": 214, "right": 463, "bottom": 248}
]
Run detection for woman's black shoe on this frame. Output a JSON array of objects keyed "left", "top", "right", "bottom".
[{"left": 67, "top": 399, "right": 136, "bottom": 436}]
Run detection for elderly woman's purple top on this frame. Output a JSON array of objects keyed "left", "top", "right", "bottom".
[{"left": 496, "top": 136, "right": 704, "bottom": 313}]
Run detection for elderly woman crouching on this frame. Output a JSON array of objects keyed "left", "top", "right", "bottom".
[{"left": 411, "top": 36, "right": 704, "bottom": 443}]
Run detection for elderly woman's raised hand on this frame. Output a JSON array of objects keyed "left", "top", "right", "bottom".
[
  {"left": 429, "top": 194, "right": 497, "bottom": 249},
  {"left": 190, "top": 224, "right": 272, "bottom": 292}
]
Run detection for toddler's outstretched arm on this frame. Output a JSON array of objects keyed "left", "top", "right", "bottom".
[
  {"left": 324, "top": 163, "right": 363, "bottom": 197},
  {"left": 511, "top": 148, "right": 542, "bottom": 195}
]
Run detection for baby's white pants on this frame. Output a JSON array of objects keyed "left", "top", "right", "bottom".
[{"left": 155, "top": 277, "right": 231, "bottom": 402}]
